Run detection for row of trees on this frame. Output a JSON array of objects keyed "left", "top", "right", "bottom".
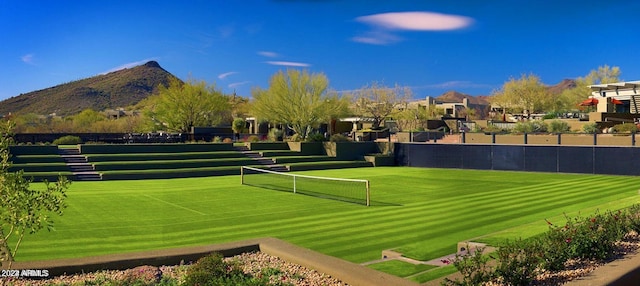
[
  {"left": 5, "top": 65, "right": 623, "bottom": 139},
  {"left": 490, "top": 65, "right": 621, "bottom": 116}
]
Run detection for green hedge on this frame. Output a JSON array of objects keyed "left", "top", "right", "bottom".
[
  {"left": 10, "top": 163, "right": 70, "bottom": 172},
  {"left": 85, "top": 151, "right": 246, "bottom": 162},
  {"left": 99, "top": 166, "right": 243, "bottom": 180},
  {"left": 9, "top": 145, "right": 60, "bottom": 155},
  {"left": 92, "top": 158, "right": 257, "bottom": 171},
  {"left": 11, "top": 155, "right": 65, "bottom": 164},
  {"left": 286, "top": 161, "right": 373, "bottom": 171},
  {"left": 22, "top": 172, "right": 73, "bottom": 182},
  {"left": 245, "top": 142, "right": 290, "bottom": 151},
  {"left": 259, "top": 150, "right": 300, "bottom": 157},
  {"left": 272, "top": 155, "right": 335, "bottom": 164},
  {"left": 79, "top": 143, "right": 235, "bottom": 154}
]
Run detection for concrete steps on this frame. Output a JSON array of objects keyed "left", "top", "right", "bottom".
[
  {"left": 58, "top": 148, "right": 102, "bottom": 181},
  {"left": 234, "top": 145, "right": 289, "bottom": 172}
]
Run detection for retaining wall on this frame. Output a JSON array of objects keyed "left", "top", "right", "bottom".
[{"left": 395, "top": 143, "right": 640, "bottom": 176}]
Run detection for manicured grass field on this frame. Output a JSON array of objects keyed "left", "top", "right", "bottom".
[{"left": 13, "top": 167, "right": 640, "bottom": 272}]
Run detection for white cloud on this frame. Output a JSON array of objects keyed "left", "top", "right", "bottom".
[
  {"left": 101, "top": 58, "right": 157, "bottom": 74},
  {"left": 218, "top": 71, "right": 238, "bottom": 80},
  {"left": 21, "top": 54, "right": 35, "bottom": 65},
  {"left": 356, "top": 11, "right": 473, "bottom": 31},
  {"left": 258, "top": 51, "right": 279, "bottom": 58},
  {"left": 353, "top": 11, "right": 474, "bottom": 45},
  {"left": 265, "top": 61, "right": 310, "bottom": 67},
  {"left": 229, "top": 81, "right": 251, "bottom": 88}
]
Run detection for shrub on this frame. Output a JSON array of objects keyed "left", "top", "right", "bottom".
[
  {"left": 246, "top": 135, "right": 260, "bottom": 143},
  {"left": 512, "top": 121, "right": 548, "bottom": 133},
  {"left": 52, "top": 135, "right": 83, "bottom": 145},
  {"left": 582, "top": 123, "right": 600, "bottom": 133},
  {"left": 305, "top": 132, "right": 327, "bottom": 142},
  {"left": 268, "top": 128, "right": 283, "bottom": 141},
  {"left": 222, "top": 138, "right": 233, "bottom": 143},
  {"left": 483, "top": 125, "right": 504, "bottom": 133},
  {"left": 442, "top": 245, "right": 494, "bottom": 286},
  {"left": 212, "top": 136, "right": 222, "bottom": 143},
  {"left": 548, "top": 120, "right": 570, "bottom": 133},
  {"left": 494, "top": 239, "right": 540, "bottom": 286},
  {"left": 613, "top": 123, "right": 638, "bottom": 133},
  {"left": 330, "top": 133, "right": 351, "bottom": 142},
  {"left": 183, "top": 253, "right": 267, "bottom": 286},
  {"left": 232, "top": 118, "right": 246, "bottom": 134},
  {"left": 542, "top": 113, "right": 557, "bottom": 120}
]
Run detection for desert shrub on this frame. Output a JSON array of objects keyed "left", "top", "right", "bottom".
[
  {"left": 288, "top": 134, "right": 302, "bottom": 142},
  {"left": 212, "top": 136, "right": 222, "bottom": 143},
  {"left": 512, "top": 121, "right": 548, "bottom": 133},
  {"left": 268, "top": 128, "right": 283, "bottom": 141},
  {"left": 330, "top": 133, "right": 351, "bottom": 142},
  {"left": 183, "top": 253, "right": 266, "bottom": 286},
  {"left": 246, "top": 135, "right": 260, "bottom": 142},
  {"left": 542, "top": 113, "right": 557, "bottom": 120},
  {"left": 613, "top": 123, "right": 638, "bottom": 133},
  {"left": 52, "top": 135, "right": 83, "bottom": 145},
  {"left": 442, "top": 245, "right": 494, "bottom": 286},
  {"left": 582, "top": 123, "right": 600, "bottom": 133},
  {"left": 222, "top": 138, "right": 233, "bottom": 143},
  {"left": 547, "top": 120, "right": 570, "bottom": 133},
  {"left": 494, "top": 239, "right": 541, "bottom": 285},
  {"left": 305, "top": 132, "right": 327, "bottom": 142},
  {"left": 483, "top": 125, "right": 504, "bottom": 133}
]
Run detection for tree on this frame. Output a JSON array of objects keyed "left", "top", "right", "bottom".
[
  {"left": 351, "top": 82, "right": 411, "bottom": 129},
  {"left": 0, "top": 120, "right": 70, "bottom": 268},
  {"left": 559, "top": 65, "right": 621, "bottom": 111},
  {"left": 490, "top": 74, "right": 550, "bottom": 117},
  {"left": 251, "top": 69, "right": 349, "bottom": 140},
  {"left": 145, "top": 77, "right": 231, "bottom": 133}
]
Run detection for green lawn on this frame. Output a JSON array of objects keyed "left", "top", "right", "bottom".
[{"left": 12, "top": 167, "right": 640, "bottom": 271}]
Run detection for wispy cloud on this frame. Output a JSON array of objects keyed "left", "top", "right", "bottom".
[
  {"left": 21, "top": 54, "right": 36, "bottom": 65},
  {"left": 101, "top": 58, "right": 157, "bottom": 74},
  {"left": 258, "top": 51, "right": 279, "bottom": 58},
  {"left": 413, "top": 81, "right": 494, "bottom": 90},
  {"left": 353, "top": 11, "right": 474, "bottom": 45},
  {"left": 229, "top": 81, "right": 251, "bottom": 88},
  {"left": 218, "top": 71, "right": 238, "bottom": 79},
  {"left": 265, "top": 61, "right": 311, "bottom": 67}
]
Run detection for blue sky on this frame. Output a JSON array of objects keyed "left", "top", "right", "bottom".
[{"left": 1, "top": 0, "right": 639, "bottom": 101}]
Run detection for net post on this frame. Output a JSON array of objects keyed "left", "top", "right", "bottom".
[
  {"left": 293, "top": 176, "right": 297, "bottom": 194},
  {"left": 366, "top": 180, "right": 370, "bottom": 206},
  {"left": 240, "top": 166, "right": 244, "bottom": 185}
]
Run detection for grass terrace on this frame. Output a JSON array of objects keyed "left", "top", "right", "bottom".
[{"left": 9, "top": 167, "right": 640, "bottom": 283}]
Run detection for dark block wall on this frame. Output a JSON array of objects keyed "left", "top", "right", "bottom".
[{"left": 395, "top": 143, "right": 640, "bottom": 176}]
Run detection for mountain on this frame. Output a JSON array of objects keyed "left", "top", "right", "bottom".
[
  {"left": 547, "top": 79, "right": 576, "bottom": 95},
  {"left": 436, "top": 90, "right": 491, "bottom": 105},
  {"left": 0, "top": 61, "right": 177, "bottom": 116}
]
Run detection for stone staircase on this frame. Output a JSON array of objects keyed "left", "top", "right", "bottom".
[
  {"left": 58, "top": 148, "right": 102, "bottom": 181},
  {"left": 234, "top": 145, "right": 289, "bottom": 172}
]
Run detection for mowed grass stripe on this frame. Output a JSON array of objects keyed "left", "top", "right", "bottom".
[{"left": 13, "top": 168, "right": 640, "bottom": 265}]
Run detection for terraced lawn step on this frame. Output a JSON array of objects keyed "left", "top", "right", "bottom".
[
  {"left": 286, "top": 161, "right": 374, "bottom": 171},
  {"left": 92, "top": 157, "right": 258, "bottom": 171},
  {"left": 99, "top": 165, "right": 254, "bottom": 180},
  {"left": 85, "top": 151, "right": 247, "bottom": 162},
  {"left": 12, "top": 154, "right": 66, "bottom": 164},
  {"left": 272, "top": 155, "right": 334, "bottom": 164}
]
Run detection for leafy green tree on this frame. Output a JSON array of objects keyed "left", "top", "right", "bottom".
[
  {"left": 251, "top": 69, "right": 349, "bottom": 140},
  {"left": 490, "top": 74, "right": 551, "bottom": 116},
  {"left": 0, "top": 120, "right": 70, "bottom": 268},
  {"left": 351, "top": 82, "right": 411, "bottom": 129},
  {"left": 145, "top": 77, "right": 231, "bottom": 133},
  {"left": 559, "top": 65, "right": 621, "bottom": 111},
  {"left": 72, "top": 108, "right": 105, "bottom": 132}
]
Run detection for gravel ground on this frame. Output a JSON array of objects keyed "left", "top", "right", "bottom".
[
  {"left": 2, "top": 252, "right": 346, "bottom": 286},
  {"left": 3, "top": 233, "right": 639, "bottom": 286}
]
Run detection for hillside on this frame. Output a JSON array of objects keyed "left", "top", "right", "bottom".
[
  {"left": 0, "top": 61, "right": 177, "bottom": 116},
  {"left": 435, "top": 79, "right": 577, "bottom": 105}
]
